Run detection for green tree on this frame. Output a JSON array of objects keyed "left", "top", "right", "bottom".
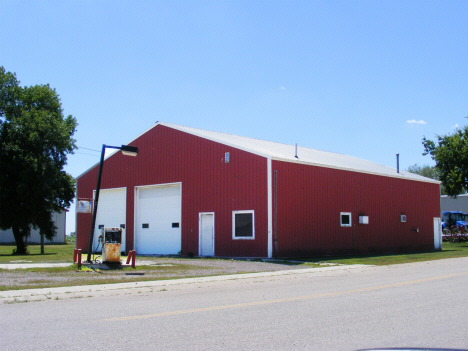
[
  {"left": 407, "top": 164, "right": 439, "bottom": 180},
  {"left": 422, "top": 126, "right": 468, "bottom": 197},
  {"left": 0, "top": 67, "right": 77, "bottom": 254},
  {"left": 406, "top": 163, "right": 447, "bottom": 195}
]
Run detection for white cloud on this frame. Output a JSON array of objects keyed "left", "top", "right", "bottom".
[
  {"left": 453, "top": 123, "right": 459, "bottom": 129},
  {"left": 406, "top": 119, "right": 427, "bottom": 125}
]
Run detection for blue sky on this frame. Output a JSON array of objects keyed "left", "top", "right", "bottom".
[{"left": 2, "top": 1, "right": 467, "bottom": 234}]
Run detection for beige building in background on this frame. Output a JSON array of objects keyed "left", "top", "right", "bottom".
[{"left": 0, "top": 211, "right": 67, "bottom": 244}]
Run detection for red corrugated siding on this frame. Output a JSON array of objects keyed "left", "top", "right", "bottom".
[
  {"left": 77, "top": 124, "right": 440, "bottom": 258},
  {"left": 272, "top": 161, "right": 440, "bottom": 257},
  {"left": 76, "top": 125, "right": 268, "bottom": 257}
]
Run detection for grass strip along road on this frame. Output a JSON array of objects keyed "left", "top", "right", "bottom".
[{"left": 1, "top": 242, "right": 468, "bottom": 291}]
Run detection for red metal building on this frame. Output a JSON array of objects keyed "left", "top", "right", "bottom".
[{"left": 76, "top": 122, "right": 441, "bottom": 258}]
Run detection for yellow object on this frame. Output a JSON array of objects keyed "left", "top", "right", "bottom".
[{"left": 102, "top": 243, "right": 121, "bottom": 263}]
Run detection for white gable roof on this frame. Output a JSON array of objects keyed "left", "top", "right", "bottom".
[
  {"left": 154, "top": 122, "right": 439, "bottom": 184},
  {"left": 77, "top": 121, "right": 439, "bottom": 184}
]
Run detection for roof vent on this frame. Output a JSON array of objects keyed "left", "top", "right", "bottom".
[
  {"left": 396, "top": 153, "right": 400, "bottom": 173},
  {"left": 295, "top": 144, "right": 298, "bottom": 158}
]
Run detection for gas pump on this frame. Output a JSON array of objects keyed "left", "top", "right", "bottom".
[{"left": 100, "top": 227, "right": 122, "bottom": 263}]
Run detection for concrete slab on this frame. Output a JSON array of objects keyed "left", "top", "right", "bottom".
[{"left": 0, "top": 263, "right": 72, "bottom": 269}]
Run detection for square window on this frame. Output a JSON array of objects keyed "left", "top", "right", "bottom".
[
  {"left": 233, "top": 211, "right": 255, "bottom": 239},
  {"left": 340, "top": 212, "right": 352, "bottom": 227}
]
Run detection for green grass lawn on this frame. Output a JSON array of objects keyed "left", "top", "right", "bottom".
[
  {"left": 0, "top": 243, "right": 75, "bottom": 263},
  {"left": 303, "top": 242, "right": 468, "bottom": 266},
  {"left": 1, "top": 241, "right": 468, "bottom": 266}
]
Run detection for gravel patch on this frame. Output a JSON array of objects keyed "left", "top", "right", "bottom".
[{"left": 0, "top": 257, "right": 317, "bottom": 290}]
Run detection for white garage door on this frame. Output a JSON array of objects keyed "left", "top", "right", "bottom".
[
  {"left": 135, "top": 184, "right": 181, "bottom": 255},
  {"left": 93, "top": 188, "right": 127, "bottom": 252}
]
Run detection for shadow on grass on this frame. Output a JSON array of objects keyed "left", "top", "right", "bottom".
[
  {"left": 301, "top": 251, "right": 435, "bottom": 262},
  {"left": 145, "top": 256, "right": 308, "bottom": 266},
  {"left": 261, "top": 260, "right": 306, "bottom": 266}
]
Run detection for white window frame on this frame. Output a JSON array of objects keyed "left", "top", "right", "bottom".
[
  {"left": 340, "top": 212, "right": 352, "bottom": 227},
  {"left": 232, "top": 210, "right": 255, "bottom": 240}
]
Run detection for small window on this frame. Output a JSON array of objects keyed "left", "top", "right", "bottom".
[
  {"left": 172, "top": 222, "right": 180, "bottom": 228},
  {"left": 142, "top": 223, "right": 149, "bottom": 229},
  {"left": 98, "top": 224, "right": 104, "bottom": 229},
  {"left": 120, "top": 224, "right": 126, "bottom": 229},
  {"left": 233, "top": 210, "right": 254, "bottom": 239},
  {"left": 340, "top": 212, "right": 352, "bottom": 227}
]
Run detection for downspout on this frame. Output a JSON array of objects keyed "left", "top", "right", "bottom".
[
  {"left": 274, "top": 170, "right": 278, "bottom": 258},
  {"left": 267, "top": 157, "right": 273, "bottom": 258},
  {"left": 353, "top": 223, "right": 356, "bottom": 254}
]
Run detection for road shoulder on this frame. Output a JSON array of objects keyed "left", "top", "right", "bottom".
[{"left": 0, "top": 264, "right": 370, "bottom": 304}]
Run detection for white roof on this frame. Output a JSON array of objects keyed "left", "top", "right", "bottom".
[
  {"left": 149, "top": 122, "right": 439, "bottom": 184},
  {"left": 77, "top": 121, "right": 439, "bottom": 184}
]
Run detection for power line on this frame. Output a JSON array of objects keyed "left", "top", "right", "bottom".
[
  {"left": 77, "top": 146, "right": 100, "bottom": 152},
  {"left": 74, "top": 151, "right": 100, "bottom": 157}
]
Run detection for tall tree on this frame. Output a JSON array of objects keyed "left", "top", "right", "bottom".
[
  {"left": 422, "top": 126, "right": 468, "bottom": 197},
  {"left": 0, "top": 67, "right": 77, "bottom": 254}
]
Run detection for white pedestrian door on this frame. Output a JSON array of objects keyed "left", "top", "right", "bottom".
[
  {"left": 199, "top": 213, "right": 214, "bottom": 256},
  {"left": 433, "top": 217, "right": 442, "bottom": 250}
]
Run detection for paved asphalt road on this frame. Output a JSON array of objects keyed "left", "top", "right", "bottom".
[{"left": 1, "top": 258, "right": 468, "bottom": 351}]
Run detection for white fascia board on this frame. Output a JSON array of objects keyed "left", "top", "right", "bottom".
[
  {"left": 76, "top": 123, "right": 161, "bottom": 180},
  {"left": 74, "top": 150, "right": 123, "bottom": 180},
  {"left": 75, "top": 154, "right": 116, "bottom": 180},
  {"left": 76, "top": 162, "right": 99, "bottom": 180},
  {"left": 76, "top": 122, "right": 440, "bottom": 187},
  {"left": 205, "top": 139, "right": 271, "bottom": 159},
  {"left": 270, "top": 156, "right": 441, "bottom": 185},
  {"left": 161, "top": 123, "right": 438, "bottom": 185},
  {"left": 76, "top": 122, "right": 270, "bottom": 179},
  {"left": 161, "top": 123, "right": 271, "bottom": 159},
  {"left": 124, "top": 122, "right": 160, "bottom": 146}
]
